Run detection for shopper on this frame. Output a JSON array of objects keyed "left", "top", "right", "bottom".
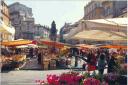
[
  {"left": 97, "top": 53, "right": 106, "bottom": 75},
  {"left": 108, "top": 52, "right": 117, "bottom": 73}
]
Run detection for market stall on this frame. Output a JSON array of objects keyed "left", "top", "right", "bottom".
[
  {"left": 1, "top": 39, "right": 35, "bottom": 70},
  {"left": 38, "top": 40, "right": 71, "bottom": 70}
]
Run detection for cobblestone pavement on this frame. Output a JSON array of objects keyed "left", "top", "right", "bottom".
[
  {"left": 1, "top": 69, "right": 107, "bottom": 85},
  {"left": 1, "top": 70, "right": 70, "bottom": 85}
]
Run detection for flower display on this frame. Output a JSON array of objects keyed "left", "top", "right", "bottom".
[
  {"left": 45, "top": 72, "right": 84, "bottom": 85},
  {"left": 83, "top": 78, "right": 100, "bottom": 85},
  {"left": 37, "top": 71, "right": 126, "bottom": 85}
]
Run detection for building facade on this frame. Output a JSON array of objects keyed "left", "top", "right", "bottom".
[
  {"left": 0, "top": 0, "right": 15, "bottom": 41},
  {"left": 102, "top": 1, "right": 127, "bottom": 18},
  {"left": 84, "top": 1, "right": 104, "bottom": 20},
  {"left": 9, "top": 2, "right": 35, "bottom": 40},
  {"left": 34, "top": 24, "right": 50, "bottom": 40},
  {"left": 84, "top": 0, "right": 127, "bottom": 20}
]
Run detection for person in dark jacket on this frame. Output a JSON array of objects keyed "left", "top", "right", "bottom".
[{"left": 108, "top": 53, "right": 117, "bottom": 73}]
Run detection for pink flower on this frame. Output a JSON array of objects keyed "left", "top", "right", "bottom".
[
  {"left": 41, "top": 72, "right": 84, "bottom": 85},
  {"left": 83, "top": 78, "right": 100, "bottom": 85}
]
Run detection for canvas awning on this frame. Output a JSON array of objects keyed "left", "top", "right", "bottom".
[{"left": 2, "top": 39, "right": 33, "bottom": 46}]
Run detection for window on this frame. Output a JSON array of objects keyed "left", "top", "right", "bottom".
[{"left": 105, "top": 6, "right": 112, "bottom": 16}]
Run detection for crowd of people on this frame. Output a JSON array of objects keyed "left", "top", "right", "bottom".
[
  {"left": 1, "top": 46, "right": 127, "bottom": 72},
  {"left": 69, "top": 47, "right": 127, "bottom": 75}
]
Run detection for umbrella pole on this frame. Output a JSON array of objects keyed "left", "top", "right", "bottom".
[{"left": 0, "top": 32, "right": 2, "bottom": 56}]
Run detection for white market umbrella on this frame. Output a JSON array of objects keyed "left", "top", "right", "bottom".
[
  {"left": 70, "top": 30, "right": 127, "bottom": 41},
  {"left": 84, "top": 18, "right": 127, "bottom": 32},
  {"left": 64, "top": 18, "right": 127, "bottom": 40}
]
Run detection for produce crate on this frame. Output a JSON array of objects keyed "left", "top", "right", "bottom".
[{"left": 49, "top": 60, "right": 56, "bottom": 70}]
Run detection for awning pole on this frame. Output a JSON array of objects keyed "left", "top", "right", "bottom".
[{"left": 0, "top": 32, "right": 2, "bottom": 56}]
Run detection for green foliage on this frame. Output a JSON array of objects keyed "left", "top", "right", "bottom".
[
  {"left": 83, "top": 72, "right": 90, "bottom": 78},
  {"left": 80, "top": 80, "right": 84, "bottom": 85}
]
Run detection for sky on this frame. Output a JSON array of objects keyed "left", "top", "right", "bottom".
[{"left": 6, "top": 0, "right": 90, "bottom": 33}]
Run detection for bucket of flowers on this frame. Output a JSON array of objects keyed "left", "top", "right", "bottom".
[{"left": 104, "top": 73, "right": 119, "bottom": 85}]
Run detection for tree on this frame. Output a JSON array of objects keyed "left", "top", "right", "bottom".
[{"left": 50, "top": 21, "right": 57, "bottom": 41}]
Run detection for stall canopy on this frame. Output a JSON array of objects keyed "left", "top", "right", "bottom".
[
  {"left": 64, "top": 18, "right": 127, "bottom": 41},
  {"left": 2, "top": 39, "right": 33, "bottom": 46},
  {"left": 39, "top": 40, "right": 64, "bottom": 48},
  {"left": 99, "top": 45, "right": 127, "bottom": 49}
]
